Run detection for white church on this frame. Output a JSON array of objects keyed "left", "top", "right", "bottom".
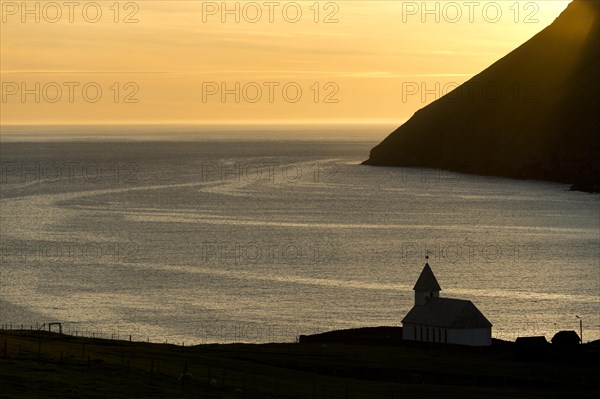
[{"left": 402, "top": 257, "right": 492, "bottom": 346}]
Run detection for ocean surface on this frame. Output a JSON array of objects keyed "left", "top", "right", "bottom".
[{"left": 1, "top": 125, "right": 599, "bottom": 344}]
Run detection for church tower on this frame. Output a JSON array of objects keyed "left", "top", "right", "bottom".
[{"left": 413, "top": 256, "right": 441, "bottom": 306}]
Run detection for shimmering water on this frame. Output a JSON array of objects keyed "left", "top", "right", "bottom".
[{"left": 1, "top": 128, "right": 598, "bottom": 343}]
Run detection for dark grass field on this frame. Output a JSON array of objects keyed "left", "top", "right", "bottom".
[{"left": 0, "top": 329, "right": 598, "bottom": 398}]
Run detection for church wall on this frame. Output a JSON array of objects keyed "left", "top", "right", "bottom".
[
  {"left": 402, "top": 323, "right": 492, "bottom": 346},
  {"left": 447, "top": 328, "right": 491, "bottom": 346}
]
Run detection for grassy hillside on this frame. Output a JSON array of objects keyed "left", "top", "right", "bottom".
[{"left": 0, "top": 329, "right": 598, "bottom": 398}]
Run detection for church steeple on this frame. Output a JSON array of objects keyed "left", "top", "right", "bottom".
[{"left": 413, "top": 256, "right": 441, "bottom": 306}]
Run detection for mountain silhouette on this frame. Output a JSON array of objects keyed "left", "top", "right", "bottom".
[{"left": 363, "top": 0, "right": 600, "bottom": 192}]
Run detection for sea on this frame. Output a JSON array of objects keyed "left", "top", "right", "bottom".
[{"left": 1, "top": 124, "right": 598, "bottom": 344}]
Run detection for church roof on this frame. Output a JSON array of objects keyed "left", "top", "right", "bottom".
[
  {"left": 413, "top": 263, "right": 442, "bottom": 291},
  {"left": 402, "top": 297, "right": 492, "bottom": 329}
]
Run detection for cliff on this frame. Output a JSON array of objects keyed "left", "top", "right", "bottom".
[{"left": 363, "top": 0, "right": 600, "bottom": 192}]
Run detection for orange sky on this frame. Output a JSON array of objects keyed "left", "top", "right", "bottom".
[{"left": 0, "top": 0, "right": 571, "bottom": 125}]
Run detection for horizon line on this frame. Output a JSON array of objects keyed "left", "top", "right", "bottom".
[{"left": 0, "top": 119, "right": 405, "bottom": 128}]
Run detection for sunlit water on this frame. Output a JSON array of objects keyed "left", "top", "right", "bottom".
[{"left": 1, "top": 127, "right": 598, "bottom": 344}]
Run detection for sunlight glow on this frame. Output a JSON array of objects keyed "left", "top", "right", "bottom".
[{"left": 0, "top": 0, "right": 572, "bottom": 125}]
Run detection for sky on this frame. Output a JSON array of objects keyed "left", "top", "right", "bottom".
[{"left": 0, "top": 0, "right": 572, "bottom": 125}]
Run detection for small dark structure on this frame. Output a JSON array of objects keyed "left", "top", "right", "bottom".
[
  {"left": 299, "top": 327, "right": 403, "bottom": 346},
  {"left": 514, "top": 336, "right": 549, "bottom": 359},
  {"left": 48, "top": 323, "right": 62, "bottom": 333},
  {"left": 551, "top": 330, "right": 580, "bottom": 350}
]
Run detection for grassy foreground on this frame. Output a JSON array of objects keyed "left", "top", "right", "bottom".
[{"left": 0, "top": 329, "right": 598, "bottom": 398}]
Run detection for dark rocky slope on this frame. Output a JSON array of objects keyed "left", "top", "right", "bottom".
[{"left": 364, "top": 0, "right": 600, "bottom": 192}]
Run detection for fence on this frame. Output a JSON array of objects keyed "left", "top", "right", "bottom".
[
  {"left": 0, "top": 322, "right": 212, "bottom": 346},
  {"left": 0, "top": 328, "right": 417, "bottom": 399},
  {"left": 0, "top": 321, "right": 365, "bottom": 345}
]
